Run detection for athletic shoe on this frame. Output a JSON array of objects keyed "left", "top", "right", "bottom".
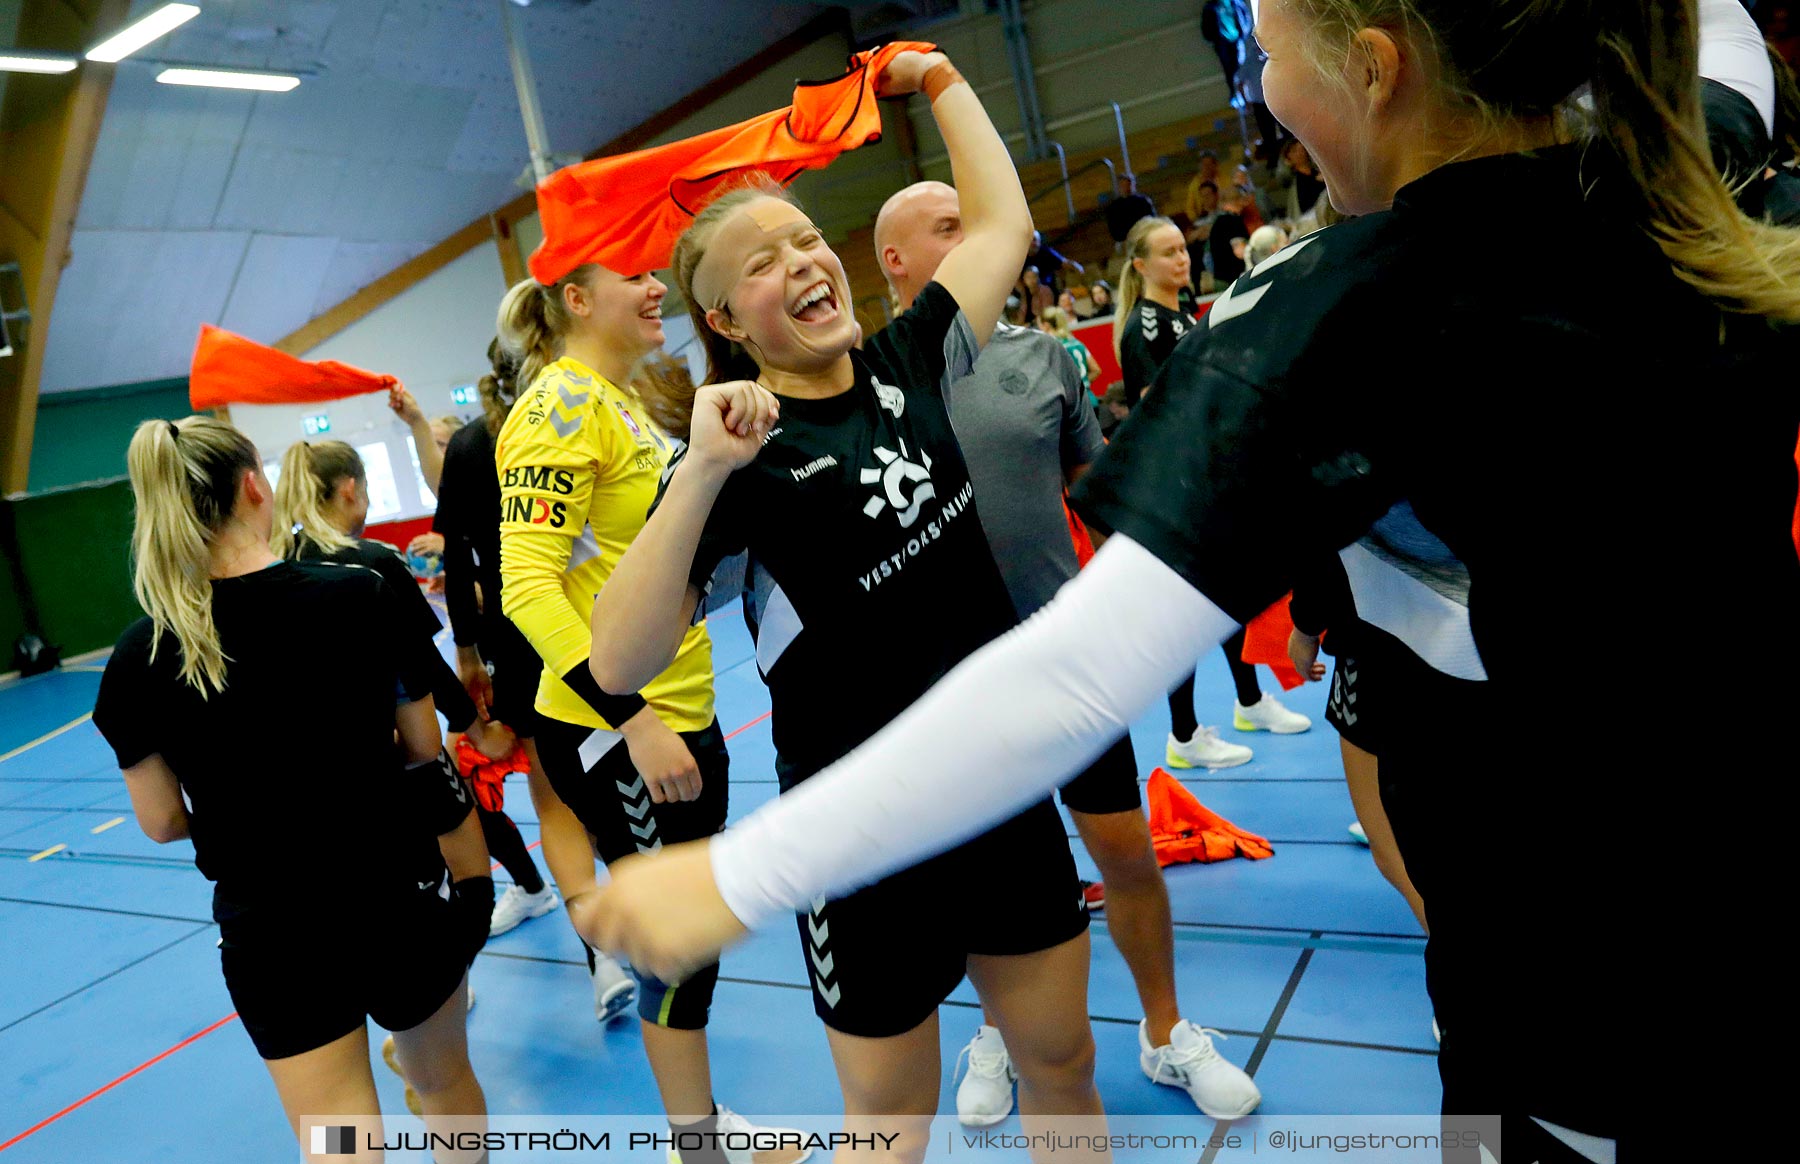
[
  {"left": 1232, "top": 693, "right": 1312, "bottom": 734},
  {"left": 953, "top": 1025, "right": 1017, "bottom": 1127},
  {"left": 379, "top": 1034, "right": 423, "bottom": 1117},
  {"left": 592, "top": 951, "right": 636, "bottom": 1023},
  {"left": 489, "top": 883, "right": 560, "bottom": 936},
  {"left": 1081, "top": 880, "right": 1106, "bottom": 912},
  {"left": 1432, "top": 1017, "right": 1442, "bottom": 1044},
  {"left": 1348, "top": 821, "right": 1370, "bottom": 846},
  {"left": 717, "top": 1106, "right": 814, "bottom": 1164},
  {"left": 1139, "top": 1020, "right": 1262, "bottom": 1119},
  {"left": 667, "top": 1107, "right": 814, "bottom": 1164},
  {"left": 1165, "top": 727, "right": 1253, "bottom": 770}
]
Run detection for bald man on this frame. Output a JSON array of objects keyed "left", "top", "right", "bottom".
[{"left": 873, "top": 181, "right": 1262, "bottom": 1127}]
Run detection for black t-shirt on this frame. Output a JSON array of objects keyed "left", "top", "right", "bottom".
[
  {"left": 291, "top": 533, "right": 480, "bottom": 732},
  {"left": 433, "top": 420, "right": 503, "bottom": 649},
  {"left": 1117, "top": 298, "right": 1196, "bottom": 406},
  {"left": 1105, "top": 193, "right": 1157, "bottom": 243},
  {"left": 94, "top": 562, "right": 447, "bottom": 900},
  {"left": 669, "top": 282, "right": 1018, "bottom": 783},
  {"left": 1073, "top": 147, "right": 1800, "bottom": 1129},
  {"left": 1208, "top": 210, "right": 1248, "bottom": 283}
]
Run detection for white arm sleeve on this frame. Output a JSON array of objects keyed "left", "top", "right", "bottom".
[
  {"left": 711, "top": 534, "right": 1242, "bottom": 929},
  {"left": 1699, "top": 0, "right": 1776, "bottom": 136}
]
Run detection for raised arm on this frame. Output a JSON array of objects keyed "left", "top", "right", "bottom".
[{"left": 882, "top": 51, "right": 1033, "bottom": 346}]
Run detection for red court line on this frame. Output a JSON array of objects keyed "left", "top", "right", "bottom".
[
  {"left": 724, "top": 711, "right": 770, "bottom": 741},
  {"left": 0, "top": 1012, "right": 239, "bottom": 1153},
  {"left": 491, "top": 838, "right": 544, "bottom": 872}
]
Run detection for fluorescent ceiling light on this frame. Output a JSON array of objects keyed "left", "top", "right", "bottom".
[
  {"left": 86, "top": 3, "right": 201, "bottom": 63},
  {"left": 156, "top": 67, "right": 299, "bottom": 92},
  {"left": 0, "top": 53, "right": 79, "bottom": 74}
]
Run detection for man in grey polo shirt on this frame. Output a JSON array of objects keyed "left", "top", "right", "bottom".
[{"left": 873, "top": 182, "right": 1262, "bottom": 1127}]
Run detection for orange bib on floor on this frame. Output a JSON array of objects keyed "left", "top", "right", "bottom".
[{"left": 1147, "top": 767, "right": 1273, "bottom": 866}]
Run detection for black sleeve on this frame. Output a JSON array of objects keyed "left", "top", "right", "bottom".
[
  {"left": 372, "top": 572, "right": 440, "bottom": 706},
  {"left": 440, "top": 531, "right": 481, "bottom": 648},
  {"left": 1119, "top": 310, "right": 1174, "bottom": 404},
  {"left": 1288, "top": 554, "right": 1354, "bottom": 638},
  {"left": 650, "top": 443, "right": 749, "bottom": 598},
  {"left": 93, "top": 620, "right": 160, "bottom": 769},
  {"left": 1072, "top": 334, "right": 1400, "bottom": 624},
  {"left": 362, "top": 542, "right": 480, "bottom": 731},
  {"left": 863, "top": 281, "right": 978, "bottom": 400}
]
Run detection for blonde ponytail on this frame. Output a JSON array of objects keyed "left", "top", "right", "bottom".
[
  {"left": 497, "top": 265, "right": 598, "bottom": 393},
  {"left": 125, "top": 416, "right": 259, "bottom": 696},
  {"left": 479, "top": 337, "right": 521, "bottom": 436},
  {"left": 272, "top": 440, "right": 362, "bottom": 559},
  {"left": 1113, "top": 215, "right": 1178, "bottom": 360}
]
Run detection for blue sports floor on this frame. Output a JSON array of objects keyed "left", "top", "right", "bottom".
[{"left": 0, "top": 609, "right": 1437, "bottom": 1161}]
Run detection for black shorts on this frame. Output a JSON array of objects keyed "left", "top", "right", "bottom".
[
  {"left": 482, "top": 618, "right": 545, "bottom": 739},
  {"left": 534, "top": 715, "right": 729, "bottom": 1030},
  {"left": 1324, "top": 652, "right": 1382, "bottom": 754},
  {"left": 794, "top": 796, "right": 1087, "bottom": 1038},
  {"left": 216, "top": 878, "right": 466, "bottom": 1061},
  {"left": 1057, "top": 732, "right": 1142, "bottom": 815}
]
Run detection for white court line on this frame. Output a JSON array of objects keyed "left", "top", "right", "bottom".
[{"left": 0, "top": 713, "right": 93, "bottom": 765}]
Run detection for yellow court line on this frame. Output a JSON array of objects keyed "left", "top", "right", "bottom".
[
  {"left": 28, "top": 844, "right": 67, "bottom": 862},
  {"left": 0, "top": 712, "right": 94, "bottom": 765},
  {"left": 91, "top": 817, "right": 125, "bottom": 834}
]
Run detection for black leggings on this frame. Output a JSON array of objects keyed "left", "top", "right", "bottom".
[
  {"left": 476, "top": 804, "right": 544, "bottom": 894},
  {"left": 1169, "top": 629, "right": 1261, "bottom": 741}
]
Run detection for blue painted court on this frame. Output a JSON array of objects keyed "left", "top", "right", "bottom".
[{"left": 0, "top": 611, "right": 1437, "bottom": 1160}]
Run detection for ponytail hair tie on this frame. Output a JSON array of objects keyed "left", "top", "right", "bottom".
[{"left": 167, "top": 421, "right": 181, "bottom": 441}]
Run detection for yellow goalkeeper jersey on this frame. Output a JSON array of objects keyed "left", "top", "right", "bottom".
[{"left": 497, "top": 356, "right": 714, "bottom": 731}]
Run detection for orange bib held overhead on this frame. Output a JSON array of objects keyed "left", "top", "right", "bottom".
[
  {"left": 188, "top": 324, "right": 397, "bottom": 410},
  {"left": 1146, "top": 767, "right": 1273, "bottom": 867},
  {"left": 528, "top": 40, "right": 935, "bottom": 283}
]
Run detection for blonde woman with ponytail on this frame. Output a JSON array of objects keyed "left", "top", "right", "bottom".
[
  {"left": 95, "top": 417, "right": 491, "bottom": 1161},
  {"left": 492, "top": 173, "right": 803, "bottom": 1161},
  {"left": 273, "top": 439, "right": 513, "bottom": 767},
  {"left": 590, "top": 4, "right": 1800, "bottom": 1157}
]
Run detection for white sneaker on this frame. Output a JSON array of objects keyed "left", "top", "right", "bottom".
[
  {"left": 716, "top": 1106, "right": 814, "bottom": 1164},
  {"left": 591, "top": 950, "right": 636, "bottom": 1023},
  {"left": 489, "top": 883, "right": 560, "bottom": 936},
  {"left": 1139, "top": 1020, "right": 1262, "bottom": 1119},
  {"left": 1165, "top": 727, "right": 1253, "bottom": 770},
  {"left": 1232, "top": 693, "right": 1312, "bottom": 734},
  {"left": 1348, "top": 821, "right": 1370, "bottom": 845},
  {"left": 953, "top": 1024, "right": 1017, "bottom": 1127}
]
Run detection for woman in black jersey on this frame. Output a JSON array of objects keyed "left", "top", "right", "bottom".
[
  {"left": 1113, "top": 215, "right": 1311, "bottom": 774},
  {"left": 590, "top": 49, "right": 1108, "bottom": 1158},
  {"left": 589, "top": 4, "right": 1800, "bottom": 1160},
  {"left": 432, "top": 343, "right": 638, "bottom": 1012},
  {"left": 94, "top": 417, "right": 491, "bottom": 1161}
]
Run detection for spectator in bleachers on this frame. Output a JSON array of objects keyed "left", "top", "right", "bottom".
[
  {"left": 1057, "top": 289, "right": 1079, "bottom": 317},
  {"left": 1183, "top": 181, "right": 1221, "bottom": 286},
  {"left": 1245, "top": 224, "right": 1289, "bottom": 271},
  {"left": 1208, "top": 187, "right": 1253, "bottom": 285},
  {"left": 1083, "top": 280, "right": 1114, "bottom": 319},
  {"left": 1095, "top": 383, "right": 1130, "bottom": 440},
  {"left": 1038, "top": 306, "right": 1101, "bottom": 393},
  {"left": 1182, "top": 151, "right": 1221, "bottom": 227},
  {"left": 1201, "top": 0, "right": 1245, "bottom": 95},
  {"left": 1105, "top": 174, "right": 1158, "bottom": 245},
  {"left": 1025, "top": 230, "right": 1082, "bottom": 292},
  {"left": 1274, "top": 139, "right": 1328, "bottom": 221},
  {"left": 1017, "top": 267, "right": 1054, "bottom": 325}
]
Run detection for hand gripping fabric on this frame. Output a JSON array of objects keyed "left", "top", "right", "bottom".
[
  {"left": 528, "top": 40, "right": 935, "bottom": 284},
  {"left": 188, "top": 324, "right": 398, "bottom": 410},
  {"left": 1147, "top": 767, "right": 1273, "bottom": 866},
  {"left": 453, "top": 734, "right": 531, "bottom": 814}
]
